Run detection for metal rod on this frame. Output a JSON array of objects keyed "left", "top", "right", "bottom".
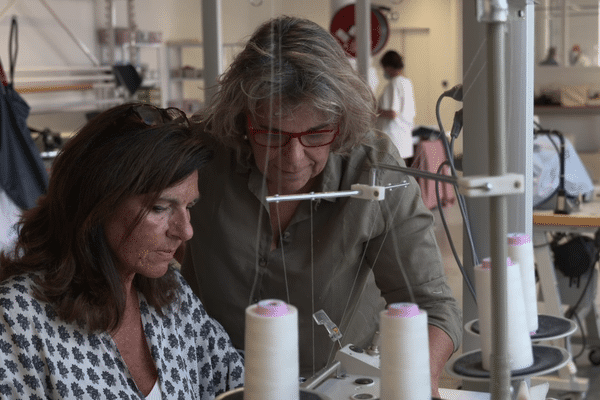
[
  {"left": 374, "top": 164, "right": 458, "bottom": 185},
  {"left": 267, "top": 191, "right": 361, "bottom": 203},
  {"left": 301, "top": 361, "right": 342, "bottom": 390},
  {"left": 487, "top": 12, "right": 511, "bottom": 400},
  {"left": 356, "top": 0, "right": 371, "bottom": 81},
  {"left": 202, "top": 0, "right": 223, "bottom": 105}
]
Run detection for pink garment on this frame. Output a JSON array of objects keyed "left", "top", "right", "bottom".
[{"left": 411, "top": 139, "right": 456, "bottom": 210}]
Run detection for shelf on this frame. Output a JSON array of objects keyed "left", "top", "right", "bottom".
[{"left": 534, "top": 105, "right": 600, "bottom": 115}]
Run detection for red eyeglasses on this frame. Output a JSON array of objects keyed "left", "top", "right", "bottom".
[{"left": 246, "top": 115, "right": 338, "bottom": 148}]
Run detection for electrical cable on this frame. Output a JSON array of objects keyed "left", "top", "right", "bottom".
[
  {"left": 433, "top": 86, "right": 481, "bottom": 295},
  {"left": 435, "top": 160, "right": 477, "bottom": 303},
  {"left": 572, "top": 312, "right": 588, "bottom": 361}
]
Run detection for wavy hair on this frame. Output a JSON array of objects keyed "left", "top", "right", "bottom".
[
  {"left": 0, "top": 103, "right": 212, "bottom": 332},
  {"left": 195, "top": 16, "right": 376, "bottom": 161}
]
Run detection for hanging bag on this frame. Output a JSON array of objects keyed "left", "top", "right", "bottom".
[
  {"left": 0, "top": 16, "right": 49, "bottom": 210},
  {"left": 551, "top": 234, "right": 600, "bottom": 287}
]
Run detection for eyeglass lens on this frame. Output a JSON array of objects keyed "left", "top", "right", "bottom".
[
  {"left": 135, "top": 105, "right": 164, "bottom": 126},
  {"left": 248, "top": 117, "right": 337, "bottom": 148},
  {"left": 134, "top": 105, "right": 187, "bottom": 127},
  {"left": 254, "top": 132, "right": 335, "bottom": 147}
]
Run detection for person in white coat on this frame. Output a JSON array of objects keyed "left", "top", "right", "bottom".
[{"left": 375, "top": 50, "right": 416, "bottom": 161}]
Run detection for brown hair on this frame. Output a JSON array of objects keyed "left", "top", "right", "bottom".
[
  {"left": 380, "top": 50, "right": 404, "bottom": 70},
  {"left": 0, "top": 103, "right": 212, "bottom": 332},
  {"left": 195, "top": 16, "right": 377, "bottom": 162}
]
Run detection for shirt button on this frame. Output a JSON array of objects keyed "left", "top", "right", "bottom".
[
  {"left": 259, "top": 258, "right": 267, "bottom": 267},
  {"left": 253, "top": 298, "right": 259, "bottom": 303},
  {"left": 283, "top": 231, "right": 290, "bottom": 239}
]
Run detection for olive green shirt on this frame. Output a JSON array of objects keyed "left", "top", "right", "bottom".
[{"left": 182, "top": 131, "right": 462, "bottom": 377}]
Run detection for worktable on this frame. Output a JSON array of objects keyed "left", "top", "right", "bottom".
[{"left": 531, "top": 191, "right": 600, "bottom": 397}]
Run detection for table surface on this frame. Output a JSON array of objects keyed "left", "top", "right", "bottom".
[{"left": 533, "top": 191, "right": 600, "bottom": 228}]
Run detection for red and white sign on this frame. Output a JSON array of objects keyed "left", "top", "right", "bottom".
[{"left": 330, "top": 4, "right": 390, "bottom": 57}]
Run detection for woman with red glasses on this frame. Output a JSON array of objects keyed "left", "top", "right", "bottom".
[
  {"left": 0, "top": 104, "right": 243, "bottom": 399},
  {"left": 181, "top": 16, "right": 461, "bottom": 397}
]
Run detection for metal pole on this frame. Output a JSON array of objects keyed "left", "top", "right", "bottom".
[
  {"left": 488, "top": 17, "right": 511, "bottom": 400},
  {"left": 202, "top": 0, "right": 223, "bottom": 106},
  {"left": 355, "top": 0, "right": 370, "bottom": 82}
]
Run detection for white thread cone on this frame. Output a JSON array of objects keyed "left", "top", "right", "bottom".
[
  {"left": 244, "top": 299, "right": 299, "bottom": 400},
  {"left": 475, "top": 258, "right": 534, "bottom": 371},
  {"left": 508, "top": 233, "right": 538, "bottom": 334},
  {"left": 380, "top": 303, "right": 430, "bottom": 400}
]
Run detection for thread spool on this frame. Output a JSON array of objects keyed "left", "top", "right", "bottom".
[
  {"left": 244, "top": 299, "right": 299, "bottom": 400},
  {"left": 475, "top": 258, "right": 534, "bottom": 371},
  {"left": 380, "top": 303, "right": 430, "bottom": 400},
  {"left": 507, "top": 233, "right": 538, "bottom": 334}
]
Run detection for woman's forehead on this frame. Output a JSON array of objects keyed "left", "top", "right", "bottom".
[{"left": 252, "top": 102, "right": 334, "bottom": 125}]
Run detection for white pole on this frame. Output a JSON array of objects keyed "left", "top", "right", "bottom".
[
  {"left": 355, "top": 0, "right": 371, "bottom": 82},
  {"left": 202, "top": 0, "right": 223, "bottom": 106}
]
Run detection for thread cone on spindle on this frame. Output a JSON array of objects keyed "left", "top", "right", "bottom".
[
  {"left": 243, "top": 299, "right": 299, "bottom": 400},
  {"left": 475, "top": 258, "right": 534, "bottom": 371},
  {"left": 507, "top": 233, "right": 538, "bottom": 334},
  {"left": 379, "top": 303, "right": 431, "bottom": 400}
]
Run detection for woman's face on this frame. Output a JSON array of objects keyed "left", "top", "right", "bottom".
[
  {"left": 248, "top": 105, "right": 335, "bottom": 195},
  {"left": 104, "top": 171, "right": 199, "bottom": 279}
]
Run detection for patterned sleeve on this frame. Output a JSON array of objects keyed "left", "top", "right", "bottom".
[
  {"left": 0, "top": 277, "right": 48, "bottom": 399},
  {"left": 173, "top": 271, "right": 244, "bottom": 398}
]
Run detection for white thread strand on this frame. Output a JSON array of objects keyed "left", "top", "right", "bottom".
[{"left": 310, "top": 199, "right": 316, "bottom": 377}]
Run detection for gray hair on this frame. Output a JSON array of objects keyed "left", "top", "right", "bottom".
[{"left": 195, "top": 16, "right": 376, "bottom": 161}]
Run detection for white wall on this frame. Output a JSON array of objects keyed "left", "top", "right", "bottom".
[{"left": 0, "top": 0, "right": 461, "bottom": 140}]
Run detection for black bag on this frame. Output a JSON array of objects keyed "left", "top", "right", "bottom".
[
  {"left": 0, "top": 17, "right": 49, "bottom": 210},
  {"left": 551, "top": 235, "right": 599, "bottom": 287}
]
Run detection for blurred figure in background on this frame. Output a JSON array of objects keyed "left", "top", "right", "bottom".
[
  {"left": 376, "top": 50, "right": 416, "bottom": 162},
  {"left": 570, "top": 44, "right": 591, "bottom": 66}
]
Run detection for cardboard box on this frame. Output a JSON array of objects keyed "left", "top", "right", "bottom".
[{"left": 560, "top": 85, "right": 588, "bottom": 107}]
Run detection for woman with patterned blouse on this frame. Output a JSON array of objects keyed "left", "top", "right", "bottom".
[{"left": 0, "top": 104, "right": 244, "bottom": 399}]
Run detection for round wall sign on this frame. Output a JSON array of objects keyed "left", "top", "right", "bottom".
[{"left": 330, "top": 4, "right": 390, "bottom": 57}]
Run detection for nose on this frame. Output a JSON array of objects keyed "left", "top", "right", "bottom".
[
  {"left": 281, "top": 137, "right": 306, "bottom": 165},
  {"left": 169, "top": 209, "right": 194, "bottom": 241}
]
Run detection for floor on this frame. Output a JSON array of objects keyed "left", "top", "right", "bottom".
[{"left": 431, "top": 201, "right": 600, "bottom": 400}]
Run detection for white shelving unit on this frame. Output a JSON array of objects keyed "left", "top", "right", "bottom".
[
  {"left": 160, "top": 40, "right": 244, "bottom": 113},
  {"left": 161, "top": 40, "right": 204, "bottom": 113}
]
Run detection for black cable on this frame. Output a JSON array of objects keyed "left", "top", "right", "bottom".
[
  {"left": 572, "top": 312, "right": 588, "bottom": 361},
  {"left": 435, "top": 90, "right": 480, "bottom": 268},
  {"left": 435, "top": 161, "right": 477, "bottom": 303}
]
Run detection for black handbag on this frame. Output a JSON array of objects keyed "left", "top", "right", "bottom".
[{"left": 551, "top": 235, "right": 599, "bottom": 287}]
